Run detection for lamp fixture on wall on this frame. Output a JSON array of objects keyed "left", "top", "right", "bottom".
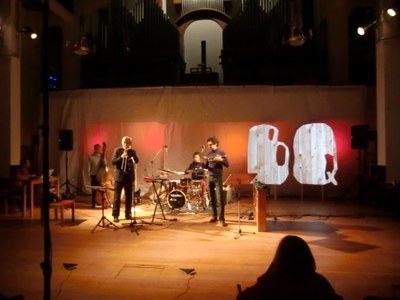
[
  {"left": 286, "top": 0, "right": 312, "bottom": 47},
  {"left": 73, "top": 35, "right": 90, "bottom": 55},
  {"left": 72, "top": 15, "right": 90, "bottom": 56},
  {"left": 20, "top": 26, "right": 38, "bottom": 39},
  {"left": 287, "top": 27, "right": 306, "bottom": 46},
  {"left": 357, "top": 6, "right": 398, "bottom": 36}
]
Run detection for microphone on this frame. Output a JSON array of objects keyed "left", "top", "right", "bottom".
[
  {"left": 164, "top": 145, "right": 168, "bottom": 152},
  {"left": 201, "top": 145, "right": 205, "bottom": 150}
]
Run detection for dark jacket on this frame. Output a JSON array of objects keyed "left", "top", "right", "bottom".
[{"left": 111, "top": 147, "right": 139, "bottom": 182}]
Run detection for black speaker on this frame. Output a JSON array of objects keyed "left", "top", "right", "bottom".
[
  {"left": 58, "top": 130, "right": 73, "bottom": 151},
  {"left": 351, "top": 125, "right": 369, "bottom": 149}
]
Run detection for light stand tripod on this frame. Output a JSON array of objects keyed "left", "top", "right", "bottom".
[
  {"left": 150, "top": 145, "right": 168, "bottom": 177},
  {"left": 224, "top": 173, "right": 257, "bottom": 239},
  {"left": 60, "top": 151, "right": 86, "bottom": 198},
  {"left": 90, "top": 186, "right": 119, "bottom": 233}
]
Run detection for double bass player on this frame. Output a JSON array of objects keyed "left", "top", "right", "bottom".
[{"left": 88, "top": 143, "right": 106, "bottom": 208}]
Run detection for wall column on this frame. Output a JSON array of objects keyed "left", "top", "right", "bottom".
[
  {"left": 376, "top": 1, "right": 400, "bottom": 182},
  {"left": 0, "top": 0, "right": 21, "bottom": 177}
]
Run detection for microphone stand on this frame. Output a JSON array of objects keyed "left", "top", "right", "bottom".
[{"left": 150, "top": 146, "right": 167, "bottom": 177}]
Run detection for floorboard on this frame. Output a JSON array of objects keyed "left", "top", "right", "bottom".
[{"left": 0, "top": 194, "right": 399, "bottom": 300}]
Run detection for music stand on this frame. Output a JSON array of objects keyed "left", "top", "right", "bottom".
[
  {"left": 224, "top": 173, "right": 257, "bottom": 239},
  {"left": 88, "top": 186, "right": 119, "bottom": 233}
]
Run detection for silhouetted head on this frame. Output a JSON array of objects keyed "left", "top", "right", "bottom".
[
  {"left": 269, "top": 235, "right": 316, "bottom": 275},
  {"left": 19, "top": 158, "right": 31, "bottom": 168}
]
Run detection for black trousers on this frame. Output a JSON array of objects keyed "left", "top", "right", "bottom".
[
  {"left": 90, "top": 175, "right": 100, "bottom": 205},
  {"left": 207, "top": 175, "right": 225, "bottom": 221},
  {"left": 112, "top": 176, "right": 133, "bottom": 218}
]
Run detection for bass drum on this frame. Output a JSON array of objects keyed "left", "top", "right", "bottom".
[{"left": 167, "top": 190, "right": 186, "bottom": 209}]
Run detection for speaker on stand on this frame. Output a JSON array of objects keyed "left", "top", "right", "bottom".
[
  {"left": 351, "top": 125, "right": 370, "bottom": 200},
  {"left": 58, "top": 130, "right": 80, "bottom": 199}
]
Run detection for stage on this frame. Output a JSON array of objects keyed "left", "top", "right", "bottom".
[{"left": 0, "top": 195, "right": 399, "bottom": 300}]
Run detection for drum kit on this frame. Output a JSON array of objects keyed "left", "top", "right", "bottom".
[{"left": 155, "top": 168, "right": 209, "bottom": 212}]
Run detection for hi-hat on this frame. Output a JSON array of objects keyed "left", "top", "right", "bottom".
[{"left": 157, "top": 168, "right": 178, "bottom": 175}]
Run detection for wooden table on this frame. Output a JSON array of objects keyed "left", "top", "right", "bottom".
[{"left": 24, "top": 176, "right": 61, "bottom": 219}]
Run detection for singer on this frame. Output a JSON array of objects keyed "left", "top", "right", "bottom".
[
  {"left": 111, "top": 136, "right": 139, "bottom": 222},
  {"left": 204, "top": 136, "right": 229, "bottom": 226}
]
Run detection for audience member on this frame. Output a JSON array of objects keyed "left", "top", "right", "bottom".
[
  {"left": 236, "top": 235, "right": 343, "bottom": 300},
  {"left": 9, "top": 158, "right": 37, "bottom": 211},
  {"left": 14, "top": 158, "right": 37, "bottom": 191}
]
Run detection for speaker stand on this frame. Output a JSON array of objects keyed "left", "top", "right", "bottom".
[{"left": 60, "top": 151, "right": 87, "bottom": 198}]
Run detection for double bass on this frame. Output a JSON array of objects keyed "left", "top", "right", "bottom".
[
  {"left": 95, "top": 142, "right": 111, "bottom": 207},
  {"left": 96, "top": 142, "right": 108, "bottom": 184}
]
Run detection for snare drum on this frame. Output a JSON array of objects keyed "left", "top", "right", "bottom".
[
  {"left": 180, "top": 178, "right": 192, "bottom": 188},
  {"left": 167, "top": 190, "right": 186, "bottom": 209}
]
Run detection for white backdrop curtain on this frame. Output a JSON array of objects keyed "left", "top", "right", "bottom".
[{"left": 48, "top": 85, "right": 371, "bottom": 198}]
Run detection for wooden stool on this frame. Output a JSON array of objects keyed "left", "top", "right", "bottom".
[{"left": 49, "top": 200, "right": 75, "bottom": 226}]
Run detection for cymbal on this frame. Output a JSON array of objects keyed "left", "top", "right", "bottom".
[
  {"left": 186, "top": 169, "right": 207, "bottom": 173},
  {"left": 157, "top": 168, "right": 177, "bottom": 175},
  {"left": 86, "top": 185, "right": 114, "bottom": 191}
]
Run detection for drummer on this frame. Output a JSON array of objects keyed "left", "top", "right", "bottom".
[{"left": 185, "top": 152, "right": 207, "bottom": 198}]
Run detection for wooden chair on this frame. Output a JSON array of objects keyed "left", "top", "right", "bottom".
[{"left": 49, "top": 199, "right": 75, "bottom": 226}]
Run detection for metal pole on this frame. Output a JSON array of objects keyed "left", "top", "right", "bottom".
[{"left": 40, "top": 0, "right": 52, "bottom": 299}]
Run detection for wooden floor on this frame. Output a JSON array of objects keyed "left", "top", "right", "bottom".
[{"left": 0, "top": 194, "right": 400, "bottom": 300}]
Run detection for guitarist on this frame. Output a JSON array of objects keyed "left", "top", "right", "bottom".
[{"left": 87, "top": 143, "right": 105, "bottom": 208}]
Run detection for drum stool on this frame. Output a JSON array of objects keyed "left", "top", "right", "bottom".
[{"left": 49, "top": 199, "right": 75, "bottom": 226}]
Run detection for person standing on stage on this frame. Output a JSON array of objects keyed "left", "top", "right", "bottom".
[
  {"left": 204, "top": 136, "right": 229, "bottom": 226},
  {"left": 111, "top": 136, "right": 139, "bottom": 222},
  {"left": 87, "top": 144, "right": 104, "bottom": 208}
]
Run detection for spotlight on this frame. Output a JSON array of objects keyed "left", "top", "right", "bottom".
[
  {"left": 386, "top": 8, "right": 397, "bottom": 17},
  {"left": 356, "top": 21, "right": 376, "bottom": 36},
  {"left": 29, "top": 32, "right": 38, "bottom": 39},
  {"left": 20, "top": 26, "right": 38, "bottom": 39},
  {"left": 356, "top": 6, "right": 398, "bottom": 37},
  {"left": 357, "top": 26, "right": 366, "bottom": 36}
]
